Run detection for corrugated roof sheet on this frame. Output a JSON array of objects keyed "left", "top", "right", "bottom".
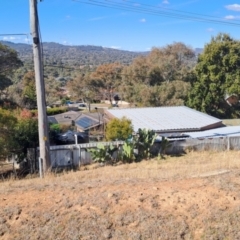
[
  {"left": 185, "top": 126, "right": 240, "bottom": 139},
  {"left": 107, "top": 106, "right": 222, "bottom": 132}
]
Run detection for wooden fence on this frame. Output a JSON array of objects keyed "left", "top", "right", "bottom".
[{"left": 27, "top": 141, "right": 124, "bottom": 172}]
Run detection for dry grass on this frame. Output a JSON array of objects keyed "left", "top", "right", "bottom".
[
  {"left": 1, "top": 150, "right": 239, "bottom": 194},
  {"left": 222, "top": 118, "right": 240, "bottom": 126},
  {"left": 49, "top": 150, "right": 240, "bottom": 182},
  {"left": 1, "top": 151, "right": 240, "bottom": 240},
  {"left": 0, "top": 163, "right": 14, "bottom": 174}
]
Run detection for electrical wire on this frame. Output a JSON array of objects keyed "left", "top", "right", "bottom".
[
  {"left": 0, "top": 33, "right": 31, "bottom": 44},
  {"left": 111, "top": 0, "right": 240, "bottom": 22},
  {"left": 78, "top": 0, "right": 240, "bottom": 25},
  {"left": 72, "top": 0, "right": 240, "bottom": 27},
  {"left": 0, "top": 34, "right": 29, "bottom": 36}
]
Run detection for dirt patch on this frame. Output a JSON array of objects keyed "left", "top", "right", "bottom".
[{"left": 0, "top": 151, "right": 240, "bottom": 239}]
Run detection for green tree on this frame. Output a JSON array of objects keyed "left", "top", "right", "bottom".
[
  {"left": 119, "top": 81, "right": 190, "bottom": 107},
  {"left": 90, "top": 63, "right": 123, "bottom": 104},
  {"left": 0, "top": 43, "right": 22, "bottom": 99},
  {"left": 119, "top": 42, "right": 195, "bottom": 106},
  {"left": 0, "top": 43, "right": 22, "bottom": 76},
  {"left": 0, "top": 108, "right": 39, "bottom": 162},
  {"left": 45, "top": 76, "right": 61, "bottom": 106},
  {"left": 106, "top": 117, "right": 133, "bottom": 141},
  {"left": 148, "top": 42, "right": 196, "bottom": 83},
  {"left": 22, "top": 71, "right": 37, "bottom": 109},
  {"left": 67, "top": 74, "right": 101, "bottom": 103},
  {"left": 0, "top": 109, "right": 17, "bottom": 160},
  {"left": 186, "top": 33, "right": 240, "bottom": 118},
  {"left": 13, "top": 117, "right": 39, "bottom": 162}
]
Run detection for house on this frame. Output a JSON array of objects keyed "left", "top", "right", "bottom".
[
  {"left": 48, "top": 111, "right": 82, "bottom": 125},
  {"left": 106, "top": 106, "right": 223, "bottom": 133},
  {"left": 75, "top": 112, "right": 102, "bottom": 132},
  {"left": 48, "top": 111, "right": 102, "bottom": 132}
]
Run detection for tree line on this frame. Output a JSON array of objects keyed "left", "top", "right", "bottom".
[
  {"left": 1, "top": 33, "right": 240, "bottom": 118},
  {"left": 0, "top": 32, "right": 240, "bottom": 161},
  {"left": 67, "top": 33, "right": 240, "bottom": 118}
]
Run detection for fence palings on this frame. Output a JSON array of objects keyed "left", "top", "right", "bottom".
[
  {"left": 28, "top": 141, "right": 124, "bottom": 169},
  {"left": 27, "top": 137, "right": 240, "bottom": 169}
]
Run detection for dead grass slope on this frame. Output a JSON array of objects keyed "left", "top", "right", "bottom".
[{"left": 0, "top": 151, "right": 240, "bottom": 240}]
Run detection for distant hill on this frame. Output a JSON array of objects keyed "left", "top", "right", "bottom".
[
  {"left": 0, "top": 41, "right": 148, "bottom": 67},
  {"left": 1, "top": 41, "right": 203, "bottom": 67},
  {"left": 195, "top": 48, "right": 203, "bottom": 55}
]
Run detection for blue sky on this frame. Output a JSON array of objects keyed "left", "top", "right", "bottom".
[{"left": 1, "top": 0, "right": 240, "bottom": 51}]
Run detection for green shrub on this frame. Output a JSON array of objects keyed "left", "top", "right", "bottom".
[
  {"left": 105, "top": 117, "right": 133, "bottom": 141},
  {"left": 121, "top": 141, "right": 135, "bottom": 163},
  {"left": 136, "top": 128, "right": 157, "bottom": 159},
  {"left": 49, "top": 123, "right": 61, "bottom": 133},
  {"left": 31, "top": 107, "right": 68, "bottom": 116},
  {"left": 30, "top": 109, "right": 37, "bottom": 117},
  {"left": 13, "top": 118, "right": 39, "bottom": 162},
  {"left": 88, "top": 144, "right": 117, "bottom": 164},
  {"left": 47, "top": 107, "right": 68, "bottom": 116}
]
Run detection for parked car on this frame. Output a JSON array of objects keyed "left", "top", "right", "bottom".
[
  {"left": 112, "top": 103, "right": 119, "bottom": 108},
  {"left": 78, "top": 103, "right": 87, "bottom": 110},
  {"left": 55, "top": 130, "right": 89, "bottom": 145},
  {"left": 66, "top": 100, "right": 74, "bottom": 105}
]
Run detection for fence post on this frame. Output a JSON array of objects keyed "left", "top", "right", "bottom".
[
  {"left": 39, "top": 158, "right": 43, "bottom": 178},
  {"left": 74, "top": 134, "right": 78, "bottom": 145},
  {"left": 78, "top": 145, "right": 81, "bottom": 168},
  {"left": 227, "top": 137, "right": 230, "bottom": 151},
  {"left": 71, "top": 147, "right": 74, "bottom": 169}
]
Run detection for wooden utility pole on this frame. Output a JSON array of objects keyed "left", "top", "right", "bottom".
[{"left": 29, "top": 0, "right": 51, "bottom": 174}]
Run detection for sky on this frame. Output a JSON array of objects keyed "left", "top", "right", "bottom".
[{"left": 1, "top": 0, "right": 240, "bottom": 51}]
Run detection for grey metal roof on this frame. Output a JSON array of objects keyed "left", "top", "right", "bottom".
[
  {"left": 185, "top": 126, "right": 240, "bottom": 139},
  {"left": 48, "top": 111, "right": 82, "bottom": 125},
  {"left": 107, "top": 106, "right": 222, "bottom": 132}
]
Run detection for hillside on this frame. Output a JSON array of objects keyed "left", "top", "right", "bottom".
[
  {"left": 0, "top": 41, "right": 203, "bottom": 68},
  {"left": 0, "top": 151, "right": 240, "bottom": 240},
  {"left": 0, "top": 41, "right": 148, "bottom": 67}
]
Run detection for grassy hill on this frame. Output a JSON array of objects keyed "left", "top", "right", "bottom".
[{"left": 0, "top": 151, "right": 240, "bottom": 239}]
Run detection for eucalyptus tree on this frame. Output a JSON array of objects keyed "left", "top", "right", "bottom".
[
  {"left": 0, "top": 43, "right": 22, "bottom": 99},
  {"left": 186, "top": 33, "right": 240, "bottom": 118}
]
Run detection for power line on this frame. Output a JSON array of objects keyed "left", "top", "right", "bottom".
[
  {"left": 114, "top": 0, "right": 240, "bottom": 22},
  {"left": 0, "top": 33, "right": 31, "bottom": 45},
  {"left": 78, "top": 0, "right": 240, "bottom": 26},
  {"left": 0, "top": 34, "right": 29, "bottom": 36},
  {"left": 72, "top": 0, "right": 240, "bottom": 27}
]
